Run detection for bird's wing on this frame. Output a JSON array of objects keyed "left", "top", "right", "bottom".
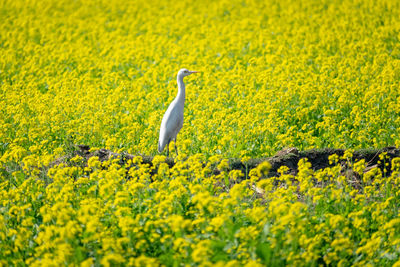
[
  {"left": 158, "top": 101, "right": 184, "bottom": 152},
  {"left": 162, "top": 104, "right": 183, "bottom": 135}
]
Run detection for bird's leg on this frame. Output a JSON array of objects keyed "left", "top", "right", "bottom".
[
  {"left": 166, "top": 142, "right": 169, "bottom": 157},
  {"left": 174, "top": 138, "right": 178, "bottom": 155}
]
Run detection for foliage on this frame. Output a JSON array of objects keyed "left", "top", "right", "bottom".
[
  {"left": 1, "top": 0, "right": 400, "bottom": 157},
  {"left": 1, "top": 154, "right": 400, "bottom": 265},
  {"left": 1, "top": 0, "right": 400, "bottom": 265}
]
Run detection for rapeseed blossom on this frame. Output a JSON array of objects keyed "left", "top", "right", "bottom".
[
  {"left": 1, "top": 0, "right": 400, "bottom": 265},
  {"left": 3, "top": 149, "right": 398, "bottom": 265}
]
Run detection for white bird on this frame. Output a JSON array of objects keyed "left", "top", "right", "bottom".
[{"left": 158, "top": 68, "right": 198, "bottom": 156}]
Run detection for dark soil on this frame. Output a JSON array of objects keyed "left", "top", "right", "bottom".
[{"left": 75, "top": 145, "right": 400, "bottom": 179}]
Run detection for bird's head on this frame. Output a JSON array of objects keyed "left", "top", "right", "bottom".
[{"left": 177, "top": 68, "right": 198, "bottom": 79}]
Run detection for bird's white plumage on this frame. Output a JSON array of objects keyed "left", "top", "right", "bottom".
[
  {"left": 158, "top": 68, "right": 197, "bottom": 155},
  {"left": 158, "top": 98, "right": 184, "bottom": 152}
]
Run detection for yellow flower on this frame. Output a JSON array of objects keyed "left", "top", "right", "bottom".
[
  {"left": 87, "top": 156, "right": 101, "bottom": 168},
  {"left": 100, "top": 253, "right": 126, "bottom": 267},
  {"left": 80, "top": 258, "right": 94, "bottom": 267},
  {"left": 353, "top": 159, "right": 366, "bottom": 175},
  {"left": 217, "top": 159, "right": 230, "bottom": 172},
  {"left": 209, "top": 215, "right": 226, "bottom": 231},
  {"left": 256, "top": 161, "right": 272, "bottom": 177},
  {"left": 1, "top": 0, "right": 400, "bottom": 265},
  {"left": 191, "top": 240, "right": 211, "bottom": 263},
  {"left": 70, "top": 155, "right": 83, "bottom": 163}
]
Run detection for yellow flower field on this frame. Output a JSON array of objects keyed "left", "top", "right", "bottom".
[{"left": 1, "top": 0, "right": 400, "bottom": 265}]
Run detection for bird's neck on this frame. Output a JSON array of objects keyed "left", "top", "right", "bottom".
[{"left": 176, "top": 76, "right": 185, "bottom": 104}]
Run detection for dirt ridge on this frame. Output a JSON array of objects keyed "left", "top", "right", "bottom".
[{"left": 75, "top": 145, "right": 400, "bottom": 178}]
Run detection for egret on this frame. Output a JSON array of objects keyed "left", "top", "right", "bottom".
[{"left": 158, "top": 68, "right": 198, "bottom": 156}]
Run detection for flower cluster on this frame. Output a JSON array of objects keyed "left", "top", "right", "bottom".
[
  {"left": 1, "top": 0, "right": 400, "bottom": 158},
  {"left": 1, "top": 154, "right": 400, "bottom": 265},
  {"left": 1, "top": 0, "right": 400, "bottom": 265}
]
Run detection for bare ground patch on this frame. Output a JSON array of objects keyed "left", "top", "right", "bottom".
[{"left": 72, "top": 145, "right": 400, "bottom": 179}]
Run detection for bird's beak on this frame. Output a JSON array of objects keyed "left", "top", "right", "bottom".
[{"left": 189, "top": 71, "right": 199, "bottom": 74}]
